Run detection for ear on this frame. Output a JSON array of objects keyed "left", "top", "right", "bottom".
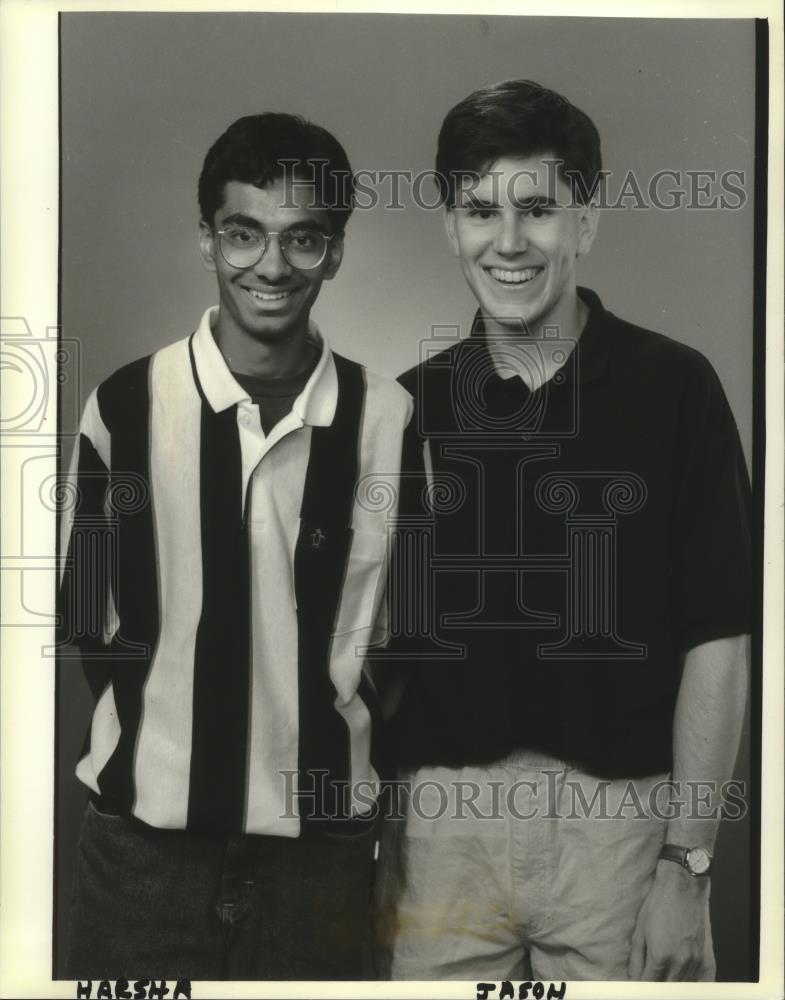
[
  {"left": 199, "top": 220, "right": 217, "bottom": 272},
  {"left": 444, "top": 206, "right": 460, "bottom": 258},
  {"left": 576, "top": 201, "right": 600, "bottom": 256},
  {"left": 322, "top": 231, "right": 344, "bottom": 281}
]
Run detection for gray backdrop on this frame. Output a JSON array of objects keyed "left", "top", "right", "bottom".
[{"left": 58, "top": 12, "right": 757, "bottom": 980}]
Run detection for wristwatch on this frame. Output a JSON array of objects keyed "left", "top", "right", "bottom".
[{"left": 659, "top": 843, "right": 713, "bottom": 876}]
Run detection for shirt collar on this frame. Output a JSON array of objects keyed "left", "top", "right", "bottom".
[
  {"left": 190, "top": 306, "right": 338, "bottom": 426},
  {"left": 468, "top": 286, "right": 611, "bottom": 386},
  {"left": 572, "top": 287, "right": 612, "bottom": 385}
]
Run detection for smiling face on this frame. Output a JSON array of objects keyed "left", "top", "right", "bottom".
[
  {"left": 199, "top": 178, "right": 343, "bottom": 366},
  {"left": 445, "top": 155, "right": 598, "bottom": 339}
]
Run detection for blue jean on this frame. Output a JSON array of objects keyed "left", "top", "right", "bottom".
[{"left": 66, "top": 800, "right": 378, "bottom": 980}]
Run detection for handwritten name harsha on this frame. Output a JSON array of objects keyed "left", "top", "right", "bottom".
[{"left": 76, "top": 981, "right": 191, "bottom": 999}]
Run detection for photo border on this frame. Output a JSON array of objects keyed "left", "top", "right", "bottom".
[{"left": 1, "top": 2, "right": 782, "bottom": 998}]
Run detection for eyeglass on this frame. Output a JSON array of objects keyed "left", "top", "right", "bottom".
[{"left": 215, "top": 225, "right": 335, "bottom": 270}]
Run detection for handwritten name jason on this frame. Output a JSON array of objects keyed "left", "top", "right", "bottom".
[{"left": 477, "top": 982, "right": 567, "bottom": 1000}]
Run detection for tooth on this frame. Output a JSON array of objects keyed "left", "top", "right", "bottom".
[
  {"left": 489, "top": 267, "right": 539, "bottom": 283},
  {"left": 249, "top": 289, "right": 290, "bottom": 300}
]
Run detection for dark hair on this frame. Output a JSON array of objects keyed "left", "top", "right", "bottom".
[
  {"left": 435, "top": 79, "right": 602, "bottom": 206},
  {"left": 198, "top": 113, "right": 355, "bottom": 232}
]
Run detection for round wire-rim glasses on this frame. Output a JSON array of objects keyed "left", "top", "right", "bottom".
[{"left": 215, "top": 225, "right": 335, "bottom": 270}]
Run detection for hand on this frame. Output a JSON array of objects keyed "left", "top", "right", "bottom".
[{"left": 628, "top": 860, "right": 711, "bottom": 981}]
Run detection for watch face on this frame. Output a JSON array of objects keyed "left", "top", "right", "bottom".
[{"left": 687, "top": 847, "right": 711, "bottom": 875}]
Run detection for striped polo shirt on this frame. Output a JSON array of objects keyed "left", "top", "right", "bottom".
[{"left": 59, "top": 307, "right": 413, "bottom": 836}]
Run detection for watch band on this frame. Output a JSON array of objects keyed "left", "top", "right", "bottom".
[
  {"left": 659, "top": 843, "right": 712, "bottom": 876},
  {"left": 659, "top": 844, "right": 689, "bottom": 866}
]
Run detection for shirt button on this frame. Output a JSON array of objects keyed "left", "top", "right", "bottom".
[{"left": 240, "top": 413, "right": 251, "bottom": 426}]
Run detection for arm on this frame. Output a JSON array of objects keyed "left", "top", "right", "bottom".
[
  {"left": 58, "top": 389, "right": 114, "bottom": 698},
  {"left": 628, "top": 633, "right": 749, "bottom": 980},
  {"left": 368, "top": 403, "right": 427, "bottom": 720}
]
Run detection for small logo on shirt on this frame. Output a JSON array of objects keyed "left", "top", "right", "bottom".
[{"left": 310, "top": 527, "right": 327, "bottom": 548}]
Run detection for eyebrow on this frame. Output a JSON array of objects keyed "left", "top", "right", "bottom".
[
  {"left": 512, "top": 195, "right": 559, "bottom": 210},
  {"left": 461, "top": 194, "right": 499, "bottom": 210},
  {"left": 218, "top": 213, "right": 330, "bottom": 233},
  {"left": 459, "top": 194, "right": 560, "bottom": 211}
]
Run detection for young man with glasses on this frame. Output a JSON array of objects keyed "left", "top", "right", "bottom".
[
  {"left": 380, "top": 80, "right": 751, "bottom": 982},
  {"left": 60, "top": 113, "right": 412, "bottom": 980}
]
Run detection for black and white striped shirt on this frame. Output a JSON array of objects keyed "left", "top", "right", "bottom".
[{"left": 60, "top": 307, "right": 412, "bottom": 836}]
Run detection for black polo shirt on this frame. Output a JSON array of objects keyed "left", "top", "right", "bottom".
[{"left": 390, "top": 288, "right": 751, "bottom": 778}]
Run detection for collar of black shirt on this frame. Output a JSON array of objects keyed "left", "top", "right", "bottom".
[{"left": 469, "top": 285, "right": 611, "bottom": 389}]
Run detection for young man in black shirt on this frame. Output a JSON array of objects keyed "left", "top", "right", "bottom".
[{"left": 383, "top": 80, "right": 751, "bottom": 982}]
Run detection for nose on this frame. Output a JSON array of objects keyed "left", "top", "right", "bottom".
[
  {"left": 253, "top": 233, "right": 292, "bottom": 281},
  {"left": 494, "top": 215, "right": 528, "bottom": 256}
]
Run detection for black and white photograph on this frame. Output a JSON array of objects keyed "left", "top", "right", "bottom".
[{"left": 0, "top": 2, "right": 782, "bottom": 998}]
